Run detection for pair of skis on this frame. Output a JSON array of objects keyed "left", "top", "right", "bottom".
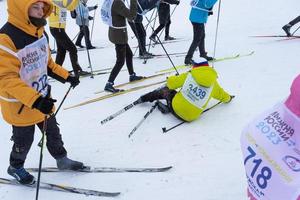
[
  {"left": 0, "top": 166, "right": 172, "bottom": 197},
  {"left": 157, "top": 51, "right": 255, "bottom": 73},
  {"left": 101, "top": 99, "right": 224, "bottom": 136},
  {"left": 250, "top": 35, "right": 300, "bottom": 42},
  {"left": 134, "top": 51, "right": 187, "bottom": 59},
  {"left": 64, "top": 80, "right": 166, "bottom": 110},
  {"left": 101, "top": 99, "right": 160, "bottom": 137},
  {"left": 64, "top": 51, "right": 253, "bottom": 110}
]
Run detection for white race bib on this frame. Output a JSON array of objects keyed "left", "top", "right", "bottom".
[
  {"left": 190, "top": 0, "right": 199, "bottom": 6},
  {"left": 181, "top": 73, "right": 212, "bottom": 109},
  {"left": 241, "top": 103, "right": 300, "bottom": 200},
  {"left": 59, "top": 8, "right": 67, "bottom": 24},
  {"left": 101, "top": 0, "right": 113, "bottom": 27},
  {"left": 101, "top": 0, "right": 127, "bottom": 29},
  {"left": 18, "top": 36, "right": 49, "bottom": 97}
]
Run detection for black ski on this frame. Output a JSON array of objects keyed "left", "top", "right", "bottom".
[
  {"left": 26, "top": 166, "right": 172, "bottom": 173},
  {"left": 134, "top": 52, "right": 187, "bottom": 59},
  {"left": 133, "top": 38, "right": 189, "bottom": 49},
  {"left": 0, "top": 178, "right": 120, "bottom": 197},
  {"left": 101, "top": 99, "right": 142, "bottom": 125},
  {"left": 77, "top": 46, "right": 106, "bottom": 52},
  {"left": 249, "top": 35, "right": 300, "bottom": 38}
]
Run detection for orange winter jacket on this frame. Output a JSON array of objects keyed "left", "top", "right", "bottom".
[{"left": 0, "top": 0, "right": 69, "bottom": 126}]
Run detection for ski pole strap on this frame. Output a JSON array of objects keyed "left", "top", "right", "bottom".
[
  {"left": 128, "top": 101, "right": 158, "bottom": 138},
  {"left": 101, "top": 99, "right": 142, "bottom": 125}
]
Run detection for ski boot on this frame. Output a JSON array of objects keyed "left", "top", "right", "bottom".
[
  {"left": 56, "top": 156, "right": 84, "bottom": 170},
  {"left": 7, "top": 166, "right": 35, "bottom": 185}
]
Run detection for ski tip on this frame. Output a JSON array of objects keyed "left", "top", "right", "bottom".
[{"left": 162, "top": 166, "right": 173, "bottom": 171}]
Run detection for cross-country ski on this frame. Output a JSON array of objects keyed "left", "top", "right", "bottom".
[
  {"left": 26, "top": 166, "right": 172, "bottom": 173},
  {"left": 0, "top": 178, "right": 120, "bottom": 197}
]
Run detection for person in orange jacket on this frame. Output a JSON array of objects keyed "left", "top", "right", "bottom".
[{"left": 0, "top": 0, "right": 84, "bottom": 185}]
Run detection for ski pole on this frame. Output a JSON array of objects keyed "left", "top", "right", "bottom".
[
  {"left": 72, "top": 31, "right": 80, "bottom": 42},
  {"left": 90, "top": 4, "right": 97, "bottom": 41},
  {"left": 101, "top": 99, "right": 142, "bottom": 125},
  {"left": 78, "top": 5, "right": 94, "bottom": 78},
  {"left": 145, "top": 9, "right": 158, "bottom": 63},
  {"left": 132, "top": 10, "right": 157, "bottom": 57},
  {"left": 162, "top": 101, "right": 222, "bottom": 133},
  {"left": 137, "top": 2, "right": 178, "bottom": 74},
  {"left": 128, "top": 101, "right": 158, "bottom": 138},
  {"left": 157, "top": 5, "right": 178, "bottom": 41},
  {"left": 212, "top": 0, "right": 222, "bottom": 68},
  {"left": 35, "top": 86, "right": 51, "bottom": 200},
  {"left": 292, "top": 24, "right": 300, "bottom": 36},
  {"left": 52, "top": 85, "right": 72, "bottom": 117}
]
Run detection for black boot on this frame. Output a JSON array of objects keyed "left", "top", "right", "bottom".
[
  {"left": 104, "top": 82, "right": 124, "bottom": 93},
  {"left": 165, "top": 36, "right": 176, "bottom": 41},
  {"left": 56, "top": 156, "right": 84, "bottom": 170},
  {"left": 200, "top": 53, "right": 214, "bottom": 61},
  {"left": 184, "top": 56, "right": 195, "bottom": 65},
  {"left": 7, "top": 166, "right": 35, "bottom": 185},
  {"left": 149, "top": 35, "right": 158, "bottom": 43},
  {"left": 75, "top": 42, "right": 84, "bottom": 48},
  {"left": 157, "top": 101, "right": 170, "bottom": 114},
  {"left": 129, "top": 73, "right": 145, "bottom": 82}
]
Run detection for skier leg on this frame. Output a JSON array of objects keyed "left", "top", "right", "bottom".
[
  {"left": 8, "top": 125, "right": 35, "bottom": 184},
  {"left": 105, "top": 44, "right": 126, "bottom": 93},
  {"left": 37, "top": 117, "right": 84, "bottom": 170},
  {"left": 185, "top": 22, "right": 202, "bottom": 65}
]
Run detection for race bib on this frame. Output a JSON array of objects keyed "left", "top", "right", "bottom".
[
  {"left": 181, "top": 73, "right": 212, "bottom": 109},
  {"left": 190, "top": 0, "right": 199, "bottom": 6},
  {"left": 18, "top": 36, "right": 49, "bottom": 97},
  {"left": 101, "top": 0, "right": 113, "bottom": 27},
  {"left": 59, "top": 8, "right": 67, "bottom": 24},
  {"left": 241, "top": 103, "right": 300, "bottom": 200}
]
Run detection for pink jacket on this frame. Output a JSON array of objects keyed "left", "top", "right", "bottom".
[{"left": 285, "top": 74, "right": 300, "bottom": 117}]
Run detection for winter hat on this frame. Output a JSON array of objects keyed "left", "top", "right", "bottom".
[
  {"left": 192, "top": 57, "right": 209, "bottom": 68},
  {"left": 285, "top": 74, "right": 300, "bottom": 117}
]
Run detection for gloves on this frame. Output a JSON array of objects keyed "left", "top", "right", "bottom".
[
  {"left": 175, "top": 0, "right": 180, "bottom": 5},
  {"left": 94, "top": 5, "right": 98, "bottom": 9},
  {"left": 88, "top": 16, "right": 94, "bottom": 20},
  {"left": 32, "top": 96, "right": 57, "bottom": 114},
  {"left": 66, "top": 75, "right": 80, "bottom": 88}
]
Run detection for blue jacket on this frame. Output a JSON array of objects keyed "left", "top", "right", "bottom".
[{"left": 189, "top": 0, "right": 217, "bottom": 24}]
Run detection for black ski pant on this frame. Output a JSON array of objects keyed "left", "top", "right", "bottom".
[
  {"left": 152, "top": 3, "right": 171, "bottom": 38},
  {"left": 152, "top": 22, "right": 171, "bottom": 39},
  {"left": 108, "top": 43, "right": 134, "bottom": 83},
  {"left": 10, "top": 116, "right": 67, "bottom": 168},
  {"left": 186, "top": 22, "right": 206, "bottom": 60},
  {"left": 50, "top": 28, "right": 82, "bottom": 72},
  {"left": 128, "top": 22, "right": 147, "bottom": 56},
  {"left": 289, "top": 16, "right": 300, "bottom": 26},
  {"left": 76, "top": 25, "right": 92, "bottom": 47},
  {"left": 141, "top": 87, "right": 183, "bottom": 120}
]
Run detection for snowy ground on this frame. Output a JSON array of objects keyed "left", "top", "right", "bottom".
[{"left": 0, "top": 0, "right": 300, "bottom": 199}]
